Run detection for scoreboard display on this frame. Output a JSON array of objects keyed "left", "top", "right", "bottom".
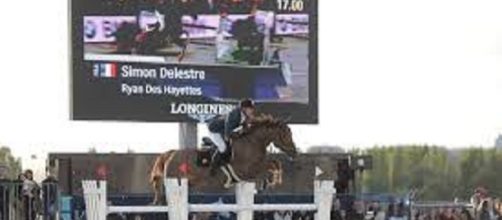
[{"left": 71, "top": 0, "right": 318, "bottom": 123}]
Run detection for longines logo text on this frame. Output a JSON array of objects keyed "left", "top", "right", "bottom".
[{"left": 170, "top": 103, "right": 235, "bottom": 122}]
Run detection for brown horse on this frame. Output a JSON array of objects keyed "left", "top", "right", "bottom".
[{"left": 149, "top": 115, "right": 297, "bottom": 205}]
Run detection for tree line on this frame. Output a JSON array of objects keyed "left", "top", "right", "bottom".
[
  {"left": 355, "top": 146, "right": 502, "bottom": 201},
  {"left": 0, "top": 146, "right": 22, "bottom": 179}
]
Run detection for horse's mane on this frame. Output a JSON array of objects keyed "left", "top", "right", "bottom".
[{"left": 245, "top": 113, "right": 288, "bottom": 133}]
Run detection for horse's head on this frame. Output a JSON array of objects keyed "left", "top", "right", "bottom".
[
  {"left": 271, "top": 120, "right": 298, "bottom": 159},
  {"left": 248, "top": 114, "right": 298, "bottom": 159}
]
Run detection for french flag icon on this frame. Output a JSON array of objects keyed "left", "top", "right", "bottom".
[{"left": 93, "top": 63, "right": 118, "bottom": 78}]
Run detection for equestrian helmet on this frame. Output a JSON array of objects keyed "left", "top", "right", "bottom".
[{"left": 239, "top": 98, "right": 255, "bottom": 108}]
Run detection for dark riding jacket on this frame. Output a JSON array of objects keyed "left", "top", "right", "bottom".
[{"left": 208, "top": 107, "right": 244, "bottom": 140}]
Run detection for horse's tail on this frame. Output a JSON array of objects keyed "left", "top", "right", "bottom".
[
  {"left": 149, "top": 150, "right": 176, "bottom": 184},
  {"left": 150, "top": 150, "right": 178, "bottom": 205}
]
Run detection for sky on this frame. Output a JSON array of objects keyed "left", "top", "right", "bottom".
[{"left": 1, "top": 0, "right": 502, "bottom": 173}]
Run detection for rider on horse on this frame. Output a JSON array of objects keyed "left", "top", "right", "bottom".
[{"left": 207, "top": 98, "right": 256, "bottom": 175}]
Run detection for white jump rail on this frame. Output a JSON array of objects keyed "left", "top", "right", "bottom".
[{"left": 83, "top": 178, "right": 335, "bottom": 220}]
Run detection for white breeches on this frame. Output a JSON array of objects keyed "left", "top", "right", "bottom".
[{"left": 209, "top": 132, "right": 227, "bottom": 153}]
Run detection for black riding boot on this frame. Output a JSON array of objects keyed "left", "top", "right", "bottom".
[{"left": 210, "top": 151, "right": 222, "bottom": 176}]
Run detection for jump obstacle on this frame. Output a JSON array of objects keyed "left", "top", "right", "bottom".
[{"left": 83, "top": 178, "right": 336, "bottom": 220}]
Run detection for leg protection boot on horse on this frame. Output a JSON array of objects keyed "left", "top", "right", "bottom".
[
  {"left": 222, "top": 147, "right": 241, "bottom": 186},
  {"left": 218, "top": 164, "right": 241, "bottom": 188},
  {"left": 225, "top": 164, "right": 241, "bottom": 182},
  {"left": 210, "top": 152, "right": 240, "bottom": 188},
  {"left": 220, "top": 142, "right": 240, "bottom": 184}
]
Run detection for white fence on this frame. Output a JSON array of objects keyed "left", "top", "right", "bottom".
[{"left": 83, "top": 178, "right": 335, "bottom": 220}]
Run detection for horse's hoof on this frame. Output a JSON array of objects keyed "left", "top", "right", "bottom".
[{"left": 224, "top": 182, "right": 233, "bottom": 189}]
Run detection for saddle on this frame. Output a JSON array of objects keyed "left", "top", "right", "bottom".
[{"left": 196, "top": 137, "right": 232, "bottom": 167}]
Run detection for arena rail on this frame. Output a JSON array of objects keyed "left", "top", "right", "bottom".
[{"left": 83, "top": 178, "right": 335, "bottom": 220}]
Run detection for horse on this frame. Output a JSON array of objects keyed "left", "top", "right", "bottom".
[
  {"left": 115, "top": 0, "right": 190, "bottom": 61},
  {"left": 149, "top": 115, "right": 297, "bottom": 205}
]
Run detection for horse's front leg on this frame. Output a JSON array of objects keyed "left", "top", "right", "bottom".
[
  {"left": 220, "top": 165, "right": 234, "bottom": 188},
  {"left": 238, "top": 161, "right": 268, "bottom": 191},
  {"left": 253, "top": 159, "right": 283, "bottom": 191},
  {"left": 266, "top": 159, "right": 283, "bottom": 188}
]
